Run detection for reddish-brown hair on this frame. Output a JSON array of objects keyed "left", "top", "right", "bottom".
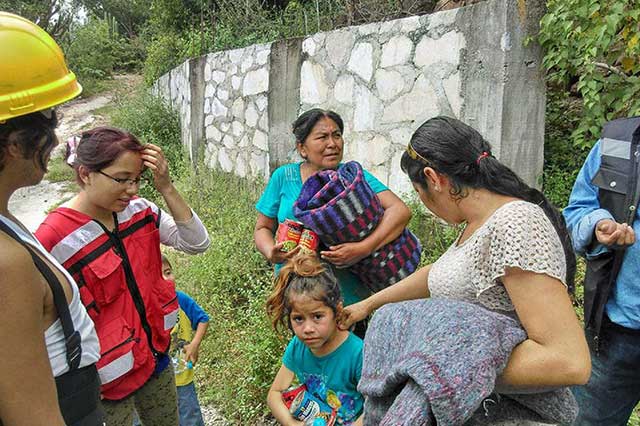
[
  {"left": 67, "top": 126, "right": 144, "bottom": 185},
  {"left": 266, "top": 253, "right": 341, "bottom": 333}
]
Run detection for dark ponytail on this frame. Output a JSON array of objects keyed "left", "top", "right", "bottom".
[{"left": 401, "top": 116, "right": 576, "bottom": 292}]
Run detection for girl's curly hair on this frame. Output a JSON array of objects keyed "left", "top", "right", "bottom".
[{"left": 266, "top": 253, "right": 342, "bottom": 332}]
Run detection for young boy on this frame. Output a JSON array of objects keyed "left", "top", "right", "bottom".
[{"left": 163, "top": 255, "right": 210, "bottom": 426}]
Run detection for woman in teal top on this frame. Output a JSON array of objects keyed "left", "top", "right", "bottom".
[{"left": 254, "top": 109, "right": 411, "bottom": 314}]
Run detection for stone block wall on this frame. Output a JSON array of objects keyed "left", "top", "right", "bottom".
[
  {"left": 153, "top": 0, "right": 546, "bottom": 194},
  {"left": 298, "top": 11, "right": 466, "bottom": 195},
  {"left": 201, "top": 44, "right": 272, "bottom": 180},
  {"left": 154, "top": 60, "right": 192, "bottom": 157}
]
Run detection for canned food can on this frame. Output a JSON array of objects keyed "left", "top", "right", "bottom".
[
  {"left": 276, "top": 219, "right": 304, "bottom": 252},
  {"left": 282, "top": 385, "right": 336, "bottom": 426},
  {"left": 299, "top": 229, "right": 319, "bottom": 253}
]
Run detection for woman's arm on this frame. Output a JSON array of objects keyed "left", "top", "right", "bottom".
[
  {"left": 498, "top": 268, "right": 591, "bottom": 387},
  {"left": 339, "top": 265, "right": 431, "bottom": 329},
  {"left": 254, "top": 213, "right": 300, "bottom": 264},
  {"left": 158, "top": 210, "right": 210, "bottom": 254},
  {"left": 143, "top": 143, "right": 211, "bottom": 253},
  {"left": 0, "top": 240, "right": 66, "bottom": 426},
  {"left": 266, "top": 365, "right": 304, "bottom": 426},
  {"left": 321, "top": 190, "right": 412, "bottom": 267}
]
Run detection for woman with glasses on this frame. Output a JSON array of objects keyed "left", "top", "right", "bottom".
[{"left": 35, "top": 126, "right": 210, "bottom": 426}]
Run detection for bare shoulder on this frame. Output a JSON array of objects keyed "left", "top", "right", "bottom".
[{"left": 0, "top": 232, "right": 43, "bottom": 295}]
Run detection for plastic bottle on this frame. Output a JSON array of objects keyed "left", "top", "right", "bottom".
[{"left": 171, "top": 346, "right": 194, "bottom": 375}]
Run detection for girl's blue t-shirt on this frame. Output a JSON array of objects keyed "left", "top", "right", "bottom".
[
  {"left": 283, "top": 333, "right": 364, "bottom": 425},
  {"left": 255, "top": 162, "right": 388, "bottom": 305}
]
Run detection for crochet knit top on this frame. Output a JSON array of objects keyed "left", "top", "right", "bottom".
[{"left": 428, "top": 200, "right": 567, "bottom": 312}]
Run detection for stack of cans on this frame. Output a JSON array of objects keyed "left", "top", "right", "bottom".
[{"left": 276, "top": 220, "right": 319, "bottom": 254}]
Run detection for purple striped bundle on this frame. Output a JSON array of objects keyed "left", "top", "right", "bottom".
[
  {"left": 350, "top": 228, "right": 422, "bottom": 293},
  {"left": 293, "top": 161, "right": 384, "bottom": 246},
  {"left": 294, "top": 161, "right": 422, "bottom": 293}
]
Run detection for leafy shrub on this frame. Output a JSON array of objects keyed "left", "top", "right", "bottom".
[
  {"left": 109, "top": 89, "right": 187, "bottom": 200},
  {"left": 539, "top": 2, "right": 640, "bottom": 148},
  {"left": 542, "top": 87, "right": 590, "bottom": 208},
  {"left": 65, "top": 18, "right": 117, "bottom": 81},
  {"left": 64, "top": 16, "right": 145, "bottom": 95},
  {"left": 143, "top": 32, "right": 187, "bottom": 85}
]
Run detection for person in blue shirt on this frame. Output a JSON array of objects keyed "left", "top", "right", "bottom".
[
  {"left": 266, "top": 254, "right": 364, "bottom": 426},
  {"left": 563, "top": 138, "right": 639, "bottom": 425},
  {"left": 254, "top": 108, "right": 411, "bottom": 335},
  {"left": 135, "top": 255, "right": 210, "bottom": 426}
]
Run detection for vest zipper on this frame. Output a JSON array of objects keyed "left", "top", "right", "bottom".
[
  {"left": 97, "top": 216, "right": 161, "bottom": 357},
  {"left": 101, "top": 328, "right": 139, "bottom": 357},
  {"left": 162, "top": 294, "right": 178, "bottom": 309},
  {"left": 628, "top": 146, "right": 640, "bottom": 224}
]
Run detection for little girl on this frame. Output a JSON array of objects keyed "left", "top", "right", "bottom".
[{"left": 266, "top": 254, "right": 364, "bottom": 426}]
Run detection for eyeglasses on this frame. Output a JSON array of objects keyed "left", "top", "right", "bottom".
[{"left": 97, "top": 170, "right": 145, "bottom": 188}]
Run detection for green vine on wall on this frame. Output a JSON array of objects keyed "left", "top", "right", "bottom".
[{"left": 539, "top": 1, "right": 640, "bottom": 148}]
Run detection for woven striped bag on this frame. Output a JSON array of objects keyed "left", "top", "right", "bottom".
[{"left": 294, "top": 161, "right": 422, "bottom": 292}]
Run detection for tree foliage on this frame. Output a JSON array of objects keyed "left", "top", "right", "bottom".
[
  {"left": 539, "top": 1, "right": 640, "bottom": 148},
  {"left": 0, "top": 0, "right": 75, "bottom": 39},
  {"left": 74, "top": 0, "right": 149, "bottom": 38}
]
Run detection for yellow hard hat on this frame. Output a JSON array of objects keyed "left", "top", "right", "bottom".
[{"left": 0, "top": 11, "right": 82, "bottom": 122}]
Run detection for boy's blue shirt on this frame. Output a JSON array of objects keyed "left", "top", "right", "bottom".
[
  {"left": 256, "top": 162, "right": 388, "bottom": 305},
  {"left": 563, "top": 140, "right": 640, "bottom": 328},
  {"left": 177, "top": 290, "right": 209, "bottom": 329},
  {"left": 283, "top": 333, "right": 364, "bottom": 425}
]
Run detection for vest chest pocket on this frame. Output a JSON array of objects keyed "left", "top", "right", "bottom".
[
  {"left": 86, "top": 248, "right": 126, "bottom": 306},
  {"left": 592, "top": 166, "right": 629, "bottom": 195},
  {"left": 592, "top": 166, "right": 631, "bottom": 222}
]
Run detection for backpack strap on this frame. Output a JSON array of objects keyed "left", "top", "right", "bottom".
[{"left": 0, "top": 220, "right": 82, "bottom": 370}]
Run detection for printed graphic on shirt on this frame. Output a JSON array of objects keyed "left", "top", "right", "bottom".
[{"left": 303, "top": 373, "right": 359, "bottom": 425}]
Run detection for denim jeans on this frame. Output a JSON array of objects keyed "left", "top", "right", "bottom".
[
  {"left": 572, "top": 318, "right": 640, "bottom": 426},
  {"left": 177, "top": 382, "right": 205, "bottom": 426}
]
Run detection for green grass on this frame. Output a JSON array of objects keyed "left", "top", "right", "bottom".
[
  {"left": 45, "top": 155, "right": 76, "bottom": 185},
  {"left": 153, "top": 169, "right": 282, "bottom": 423}
]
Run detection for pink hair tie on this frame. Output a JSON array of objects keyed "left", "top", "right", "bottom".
[
  {"left": 66, "top": 135, "right": 80, "bottom": 166},
  {"left": 476, "top": 151, "right": 490, "bottom": 164}
]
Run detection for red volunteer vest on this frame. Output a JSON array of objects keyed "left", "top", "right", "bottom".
[{"left": 36, "top": 198, "right": 179, "bottom": 400}]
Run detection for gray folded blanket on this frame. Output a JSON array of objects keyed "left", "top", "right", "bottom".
[{"left": 359, "top": 298, "right": 577, "bottom": 426}]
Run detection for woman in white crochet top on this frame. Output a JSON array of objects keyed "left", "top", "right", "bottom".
[{"left": 340, "top": 117, "right": 591, "bottom": 412}]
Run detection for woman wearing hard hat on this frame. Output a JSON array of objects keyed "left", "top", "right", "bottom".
[{"left": 0, "top": 12, "right": 103, "bottom": 426}]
